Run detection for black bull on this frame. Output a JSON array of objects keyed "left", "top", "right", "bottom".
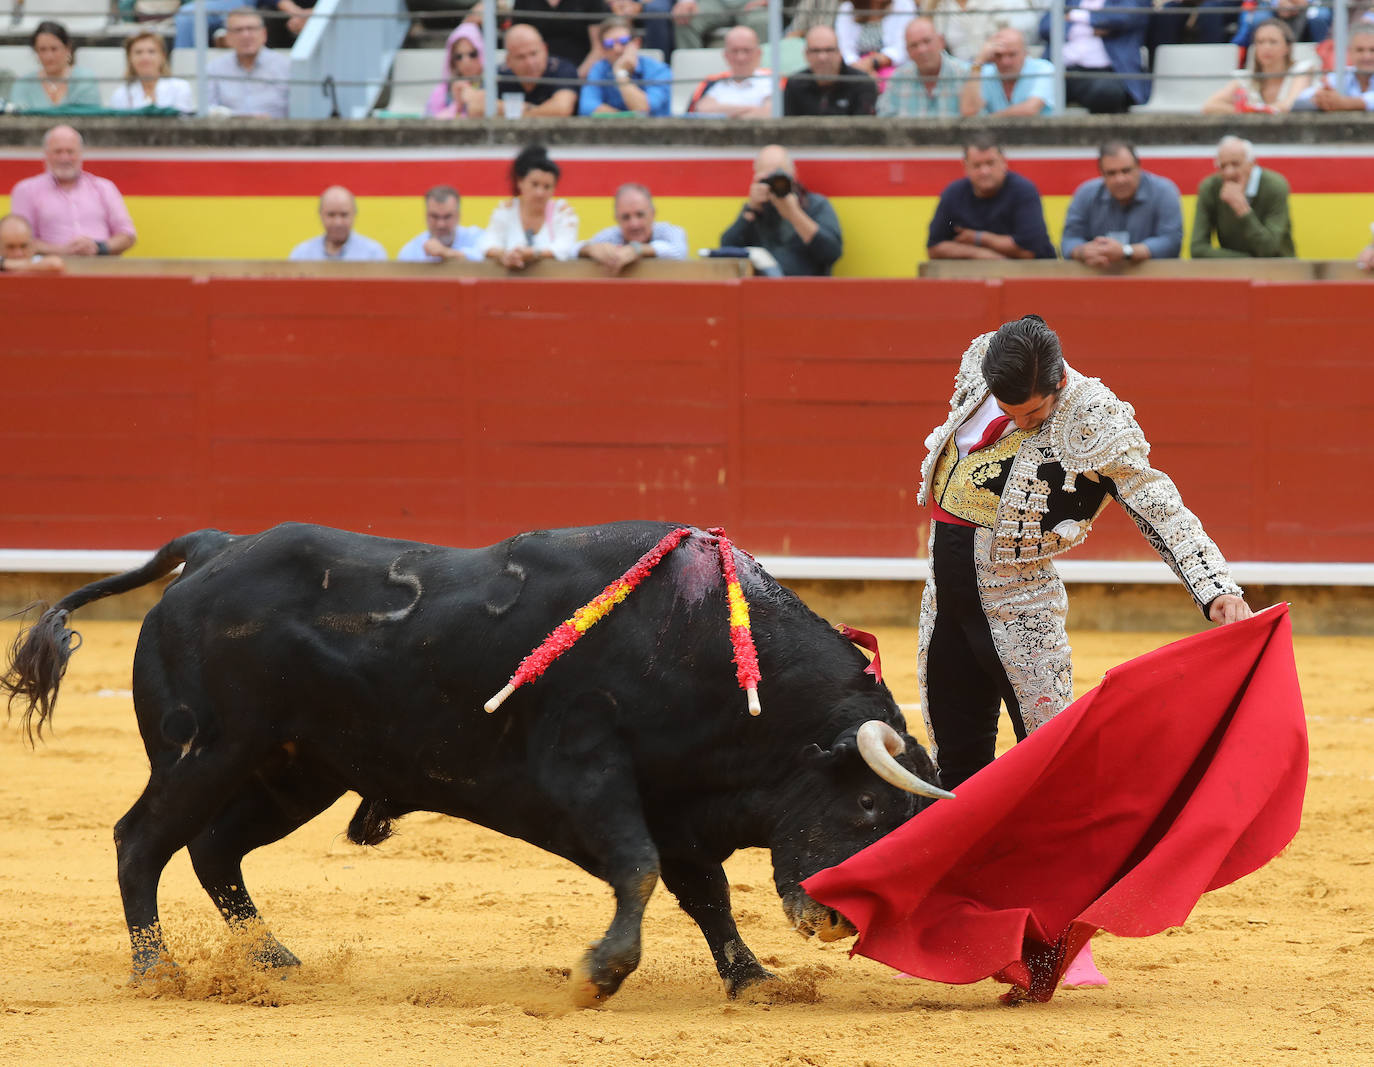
[{"left": 3, "top": 521, "right": 948, "bottom": 1004}]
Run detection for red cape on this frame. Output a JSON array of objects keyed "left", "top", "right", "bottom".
[{"left": 803, "top": 604, "right": 1307, "bottom": 1001}]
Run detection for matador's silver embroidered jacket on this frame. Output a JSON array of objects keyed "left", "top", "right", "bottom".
[{"left": 915, "top": 332, "right": 1243, "bottom": 741}]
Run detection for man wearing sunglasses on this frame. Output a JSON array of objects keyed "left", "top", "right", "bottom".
[{"left": 579, "top": 15, "right": 673, "bottom": 115}]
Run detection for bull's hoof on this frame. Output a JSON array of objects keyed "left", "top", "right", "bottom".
[
  {"left": 129, "top": 954, "right": 183, "bottom": 991},
  {"left": 569, "top": 953, "right": 614, "bottom": 1009},
  {"left": 723, "top": 964, "right": 777, "bottom": 999},
  {"left": 249, "top": 936, "right": 302, "bottom": 971}
]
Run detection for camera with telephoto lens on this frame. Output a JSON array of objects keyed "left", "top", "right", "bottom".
[{"left": 762, "top": 170, "right": 793, "bottom": 198}]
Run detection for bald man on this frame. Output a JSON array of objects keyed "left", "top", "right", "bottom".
[
  {"left": 10, "top": 125, "right": 136, "bottom": 257},
  {"left": 495, "top": 24, "right": 580, "bottom": 117},
  {"left": 718, "top": 144, "right": 843, "bottom": 276},
  {"left": 288, "top": 186, "right": 388, "bottom": 261},
  {"left": 0, "top": 215, "right": 65, "bottom": 273}
]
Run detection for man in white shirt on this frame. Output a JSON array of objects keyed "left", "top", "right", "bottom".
[
  {"left": 288, "top": 186, "right": 388, "bottom": 262},
  {"left": 688, "top": 26, "right": 775, "bottom": 117},
  {"left": 578, "top": 183, "right": 688, "bottom": 274},
  {"left": 396, "top": 186, "right": 484, "bottom": 264}
]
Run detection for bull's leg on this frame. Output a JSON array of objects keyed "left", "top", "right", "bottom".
[
  {"left": 114, "top": 742, "right": 264, "bottom": 980},
  {"left": 187, "top": 766, "right": 344, "bottom": 969},
  {"left": 530, "top": 692, "right": 661, "bottom": 1007},
  {"left": 660, "top": 856, "right": 775, "bottom": 996}
]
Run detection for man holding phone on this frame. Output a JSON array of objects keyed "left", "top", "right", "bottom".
[{"left": 718, "top": 143, "right": 843, "bottom": 276}]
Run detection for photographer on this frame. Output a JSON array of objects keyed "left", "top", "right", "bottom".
[{"left": 719, "top": 145, "right": 844, "bottom": 276}]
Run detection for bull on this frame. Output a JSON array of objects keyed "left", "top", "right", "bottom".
[{"left": 3, "top": 521, "right": 947, "bottom": 1005}]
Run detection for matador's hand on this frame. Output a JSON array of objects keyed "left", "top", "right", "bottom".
[{"left": 1208, "top": 594, "right": 1253, "bottom": 625}]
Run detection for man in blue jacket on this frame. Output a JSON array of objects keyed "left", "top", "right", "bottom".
[
  {"left": 579, "top": 15, "right": 673, "bottom": 116},
  {"left": 1039, "top": 0, "right": 1151, "bottom": 113}
]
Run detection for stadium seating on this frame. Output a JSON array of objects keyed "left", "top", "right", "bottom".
[
  {"left": 11, "top": 0, "right": 114, "bottom": 35},
  {"left": 385, "top": 45, "right": 442, "bottom": 115},
  {"left": 75, "top": 44, "right": 128, "bottom": 105},
  {"left": 1133, "top": 43, "right": 1239, "bottom": 114}
]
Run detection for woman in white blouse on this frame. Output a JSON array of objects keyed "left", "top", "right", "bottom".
[
  {"left": 835, "top": 0, "right": 917, "bottom": 79},
  {"left": 109, "top": 31, "right": 194, "bottom": 114},
  {"left": 480, "top": 145, "right": 580, "bottom": 269}
]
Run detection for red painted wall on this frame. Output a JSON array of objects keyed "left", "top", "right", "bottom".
[{"left": 2, "top": 275, "right": 1366, "bottom": 562}]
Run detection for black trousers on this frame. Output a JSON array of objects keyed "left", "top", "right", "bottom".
[
  {"left": 1065, "top": 65, "right": 1135, "bottom": 114},
  {"left": 924, "top": 522, "right": 1028, "bottom": 792}
]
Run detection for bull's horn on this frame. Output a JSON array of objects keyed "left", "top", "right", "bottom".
[{"left": 856, "top": 720, "right": 954, "bottom": 801}]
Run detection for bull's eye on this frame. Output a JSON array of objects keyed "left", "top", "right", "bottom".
[{"left": 858, "top": 792, "right": 876, "bottom": 812}]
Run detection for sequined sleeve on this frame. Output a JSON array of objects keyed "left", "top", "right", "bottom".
[{"left": 1099, "top": 446, "right": 1244, "bottom": 616}]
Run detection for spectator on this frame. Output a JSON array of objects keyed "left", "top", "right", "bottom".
[
  {"left": 260, "top": 0, "right": 317, "bottom": 50},
  {"left": 426, "top": 24, "right": 486, "bottom": 119},
  {"left": 1039, "top": 0, "right": 1150, "bottom": 113},
  {"left": 1204, "top": 19, "right": 1315, "bottom": 113},
  {"left": 174, "top": 0, "right": 243, "bottom": 50},
  {"left": 288, "top": 187, "right": 388, "bottom": 261},
  {"left": 207, "top": 9, "right": 291, "bottom": 118},
  {"left": 783, "top": 25, "right": 878, "bottom": 115},
  {"left": 1293, "top": 23, "right": 1374, "bottom": 112},
  {"left": 10, "top": 126, "right": 137, "bottom": 258},
  {"left": 922, "top": 0, "right": 1040, "bottom": 65},
  {"left": 515, "top": 0, "right": 607, "bottom": 75},
  {"left": 497, "top": 24, "right": 581, "bottom": 118},
  {"left": 579, "top": 14, "right": 673, "bottom": 116},
  {"left": 480, "top": 145, "right": 581, "bottom": 269},
  {"left": 879, "top": 16, "right": 969, "bottom": 117},
  {"left": 959, "top": 27, "right": 1056, "bottom": 116},
  {"left": 1231, "top": 0, "right": 1330, "bottom": 49},
  {"left": 0, "top": 215, "right": 65, "bottom": 274},
  {"left": 578, "top": 182, "right": 688, "bottom": 273},
  {"left": 687, "top": 26, "right": 775, "bottom": 116},
  {"left": 1191, "top": 136, "right": 1295, "bottom": 258},
  {"left": 671, "top": 0, "right": 768, "bottom": 52},
  {"left": 607, "top": 0, "right": 676, "bottom": 60},
  {"left": 719, "top": 144, "right": 843, "bottom": 276},
  {"left": 397, "top": 185, "right": 484, "bottom": 263},
  {"left": 109, "top": 32, "right": 195, "bottom": 114},
  {"left": 1358, "top": 225, "right": 1374, "bottom": 271},
  {"left": 836, "top": 0, "right": 917, "bottom": 81},
  {"left": 927, "top": 134, "right": 1055, "bottom": 261},
  {"left": 785, "top": 0, "right": 844, "bottom": 40},
  {"left": 8, "top": 22, "right": 100, "bottom": 112},
  {"left": 1061, "top": 141, "right": 1183, "bottom": 265}
]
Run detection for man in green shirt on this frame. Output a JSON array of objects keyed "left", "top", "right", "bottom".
[{"left": 1191, "top": 136, "right": 1295, "bottom": 258}]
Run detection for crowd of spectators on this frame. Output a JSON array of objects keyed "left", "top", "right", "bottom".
[
  {"left": 9, "top": 123, "right": 1371, "bottom": 278},
  {"left": 2, "top": 3, "right": 1372, "bottom": 118}
]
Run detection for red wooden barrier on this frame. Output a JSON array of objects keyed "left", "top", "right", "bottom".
[{"left": 2, "top": 275, "right": 1367, "bottom": 562}]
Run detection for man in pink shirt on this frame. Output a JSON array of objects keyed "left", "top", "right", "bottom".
[{"left": 9, "top": 125, "right": 137, "bottom": 257}]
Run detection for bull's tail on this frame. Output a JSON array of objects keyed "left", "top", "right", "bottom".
[{"left": 2, "top": 529, "right": 232, "bottom": 743}]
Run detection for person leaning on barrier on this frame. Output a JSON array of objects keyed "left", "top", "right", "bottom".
[
  {"left": 397, "top": 185, "right": 484, "bottom": 264},
  {"left": 1038, "top": 0, "right": 1151, "bottom": 114},
  {"left": 783, "top": 25, "right": 878, "bottom": 116},
  {"left": 426, "top": 23, "right": 486, "bottom": 119},
  {"left": 1061, "top": 141, "right": 1182, "bottom": 266},
  {"left": 719, "top": 144, "right": 843, "bottom": 277},
  {"left": 0, "top": 215, "right": 64, "bottom": 274},
  {"left": 878, "top": 17, "right": 968, "bottom": 118},
  {"left": 578, "top": 182, "right": 687, "bottom": 274},
  {"left": 1190, "top": 135, "right": 1295, "bottom": 259},
  {"left": 288, "top": 186, "right": 388, "bottom": 262},
  {"left": 927, "top": 134, "right": 1056, "bottom": 262},
  {"left": 10, "top": 126, "right": 136, "bottom": 259},
  {"left": 206, "top": 8, "right": 291, "bottom": 119},
  {"left": 480, "top": 145, "right": 581, "bottom": 269},
  {"left": 579, "top": 14, "right": 673, "bottom": 116},
  {"left": 959, "top": 27, "right": 1055, "bottom": 116},
  {"left": 688, "top": 25, "right": 776, "bottom": 116},
  {"left": 497, "top": 24, "right": 581, "bottom": 118},
  {"left": 1292, "top": 23, "right": 1374, "bottom": 112}
]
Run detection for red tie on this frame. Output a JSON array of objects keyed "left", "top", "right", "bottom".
[{"left": 970, "top": 414, "right": 1012, "bottom": 453}]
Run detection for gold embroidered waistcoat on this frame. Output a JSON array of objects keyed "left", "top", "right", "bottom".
[{"left": 928, "top": 427, "right": 1028, "bottom": 529}]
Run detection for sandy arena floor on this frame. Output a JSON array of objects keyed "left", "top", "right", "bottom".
[{"left": 1, "top": 616, "right": 1371, "bottom": 1066}]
